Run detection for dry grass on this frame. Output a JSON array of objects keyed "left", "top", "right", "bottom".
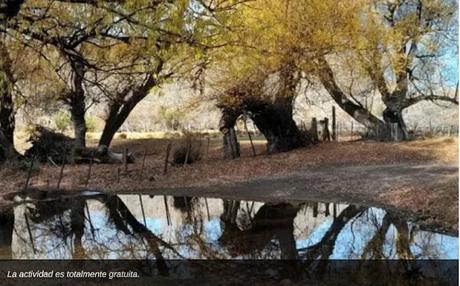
[
  {"left": 1, "top": 136, "right": 457, "bottom": 194},
  {"left": 402, "top": 137, "right": 458, "bottom": 162}
]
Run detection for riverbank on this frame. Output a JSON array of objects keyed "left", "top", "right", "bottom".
[{"left": 0, "top": 137, "right": 458, "bottom": 233}]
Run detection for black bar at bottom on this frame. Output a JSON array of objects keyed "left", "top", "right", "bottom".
[{"left": 0, "top": 259, "right": 457, "bottom": 286}]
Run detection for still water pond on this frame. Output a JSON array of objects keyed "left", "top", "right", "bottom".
[{"left": 0, "top": 192, "right": 457, "bottom": 260}]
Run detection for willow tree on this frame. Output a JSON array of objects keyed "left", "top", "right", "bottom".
[
  {"left": 6, "top": 0, "right": 220, "bottom": 149},
  {"left": 215, "top": 64, "right": 312, "bottom": 154},
  {"left": 294, "top": 0, "right": 458, "bottom": 139},
  {"left": 215, "top": 0, "right": 458, "bottom": 143},
  {"left": 357, "top": 0, "right": 458, "bottom": 139},
  {"left": 207, "top": 0, "right": 321, "bottom": 153},
  {"left": 1, "top": 0, "right": 128, "bottom": 161},
  {"left": 8, "top": 0, "right": 171, "bottom": 148},
  {"left": 254, "top": 0, "right": 392, "bottom": 139},
  {"left": 208, "top": 0, "right": 377, "bottom": 152}
]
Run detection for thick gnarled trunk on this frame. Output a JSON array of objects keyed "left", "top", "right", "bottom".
[
  {"left": 250, "top": 98, "right": 309, "bottom": 153},
  {"left": 219, "top": 99, "right": 310, "bottom": 157},
  {"left": 383, "top": 107, "right": 409, "bottom": 141},
  {"left": 218, "top": 61, "right": 312, "bottom": 156}
]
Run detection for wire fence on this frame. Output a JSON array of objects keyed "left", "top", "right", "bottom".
[{"left": 334, "top": 122, "right": 458, "bottom": 142}]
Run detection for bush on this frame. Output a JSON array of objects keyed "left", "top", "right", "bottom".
[
  {"left": 85, "top": 115, "right": 97, "bottom": 132},
  {"left": 172, "top": 135, "right": 202, "bottom": 165},
  {"left": 172, "top": 144, "right": 201, "bottom": 165},
  {"left": 118, "top": 133, "right": 128, "bottom": 139},
  {"left": 53, "top": 111, "right": 71, "bottom": 132},
  {"left": 24, "top": 126, "right": 77, "bottom": 164}
]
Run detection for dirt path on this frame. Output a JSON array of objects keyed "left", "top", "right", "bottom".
[
  {"left": 133, "top": 162, "right": 458, "bottom": 235},
  {"left": 2, "top": 162, "right": 457, "bottom": 234}
]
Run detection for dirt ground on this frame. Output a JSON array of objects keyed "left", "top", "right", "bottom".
[{"left": 0, "top": 136, "right": 458, "bottom": 234}]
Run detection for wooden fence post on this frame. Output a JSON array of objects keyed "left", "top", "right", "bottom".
[
  {"left": 24, "top": 213, "right": 36, "bottom": 254},
  {"left": 204, "top": 198, "right": 210, "bottom": 221},
  {"left": 206, "top": 137, "right": 210, "bottom": 159},
  {"left": 197, "top": 139, "right": 203, "bottom": 159},
  {"left": 332, "top": 106, "right": 337, "bottom": 141},
  {"left": 123, "top": 148, "right": 128, "bottom": 173},
  {"left": 323, "top": 117, "right": 331, "bottom": 141},
  {"left": 139, "top": 194, "right": 147, "bottom": 226},
  {"left": 183, "top": 140, "right": 192, "bottom": 167},
  {"left": 243, "top": 114, "right": 256, "bottom": 157},
  {"left": 325, "top": 203, "right": 330, "bottom": 217},
  {"left": 350, "top": 121, "right": 354, "bottom": 141},
  {"left": 163, "top": 196, "right": 171, "bottom": 226},
  {"left": 56, "top": 160, "right": 66, "bottom": 190},
  {"left": 139, "top": 149, "right": 147, "bottom": 179},
  {"left": 311, "top": 117, "right": 319, "bottom": 143},
  {"left": 163, "top": 142, "right": 172, "bottom": 175},
  {"left": 24, "top": 153, "right": 36, "bottom": 191},
  {"left": 338, "top": 122, "right": 342, "bottom": 142}
]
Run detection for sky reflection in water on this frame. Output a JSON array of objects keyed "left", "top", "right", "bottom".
[{"left": 1, "top": 194, "right": 457, "bottom": 260}]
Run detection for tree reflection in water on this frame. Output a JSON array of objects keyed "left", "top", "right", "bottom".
[
  {"left": 219, "top": 202, "right": 299, "bottom": 259},
  {"left": 6, "top": 193, "right": 457, "bottom": 269}
]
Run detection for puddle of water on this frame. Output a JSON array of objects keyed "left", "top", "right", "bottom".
[{"left": 0, "top": 193, "right": 457, "bottom": 260}]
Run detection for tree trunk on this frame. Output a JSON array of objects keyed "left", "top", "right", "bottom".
[
  {"left": 70, "top": 201, "right": 86, "bottom": 259},
  {"left": 68, "top": 61, "right": 87, "bottom": 147},
  {"left": 0, "top": 1, "right": 31, "bottom": 162},
  {"left": 98, "top": 100, "right": 133, "bottom": 147},
  {"left": 70, "top": 96, "right": 87, "bottom": 148},
  {"left": 0, "top": 39, "right": 19, "bottom": 163},
  {"left": 250, "top": 97, "right": 310, "bottom": 153},
  {"left": 367, "top": 50, "right": 413, "bottom": 141},
  {"left": 99, "top": 75, "right": 156, "bottom": 147},
  {"left": 386, "top": 212, "right": 413, "bottom": 259},
  {"left": 219, "top": 107, "right": 242, "bottom": 159},
  {"left": 222, "top": 128, "right": 240, "bottom": 159},
  {"left": 383, "top": 107, "right": 409, "bottom": 141},
  {"left": 317, "top": 57, "right": 390, "bottom": 140},
  {"left": 303, "top": 205, "right": 365, "bottom": 261},
  {"left": 99, "top": 110, "right": 121, "bottom": 148}
]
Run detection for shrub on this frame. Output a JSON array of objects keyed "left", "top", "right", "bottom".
[
  {"left": 118, "top": 133, "right": 128, "bottom": 139},
  {"left": 172, "top": 134, "right": 202, "bottom": 165},
  {"left": 53, "top": 111, "right": 71, "bottom": 132},
  {"left": 85, "top": 115, "right": 97, "bottom": 132}
]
